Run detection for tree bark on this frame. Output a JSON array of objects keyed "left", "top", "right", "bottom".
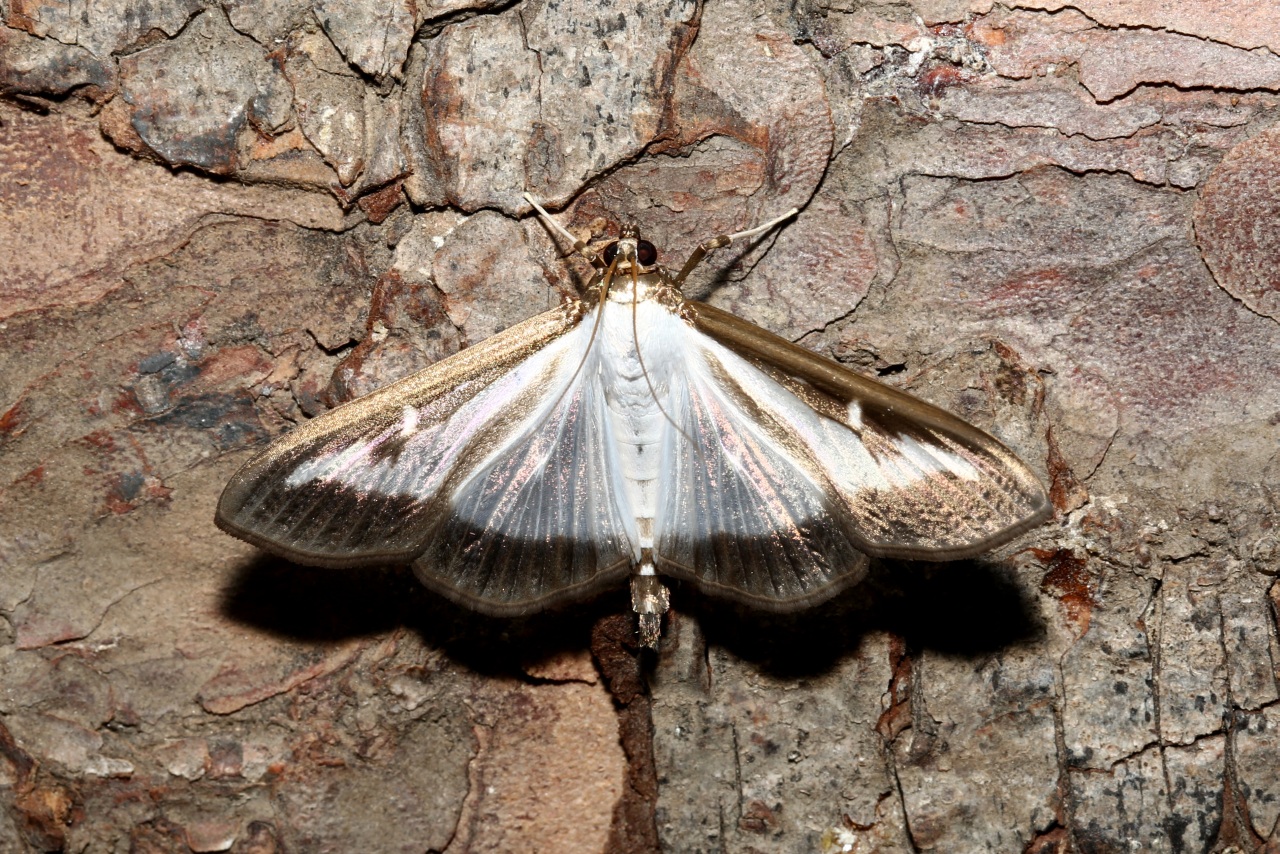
[{"left": 2, "top": 0, "right": 1279, "bottom": 851}]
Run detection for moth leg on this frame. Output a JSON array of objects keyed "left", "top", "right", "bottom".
[
  {"left": 671, "top": 207, "right": 800, "bottom": 287},
  {"left": 630, "top": 557, "right": 670, "bottom": 649},
  {"left": 523, "top": 193, "right": 605, "bottom": 269}
]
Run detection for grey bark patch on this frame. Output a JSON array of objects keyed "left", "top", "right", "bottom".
[{"left": 119, "top": 10, "right": 294, "bottom": 174}]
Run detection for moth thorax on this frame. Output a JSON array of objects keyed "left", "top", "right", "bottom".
[{"left": 605, "top": 272, "right": 667, "bottom": 304}]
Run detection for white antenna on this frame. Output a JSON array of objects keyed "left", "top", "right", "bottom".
[{"left": 523, "top": 193, "right": 583, "bottom": 248}]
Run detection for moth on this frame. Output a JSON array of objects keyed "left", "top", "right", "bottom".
[{"left": 216, "top": 196, "right": 1052, "bottom": 647}]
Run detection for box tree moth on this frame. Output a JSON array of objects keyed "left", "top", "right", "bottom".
[{"left": 216, "top": 196, "right": 1052, "bottom": 647}]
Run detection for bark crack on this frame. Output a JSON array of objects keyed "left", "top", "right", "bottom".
[{"left": 46, "top": 577, "right": 164, "bottom": 650}]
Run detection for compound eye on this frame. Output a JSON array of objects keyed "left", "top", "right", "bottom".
[
  {"left": 636, "top": 240, "right": 658, "bottom": 266},
  {"left": 602, "top": 241, "right": 620, "bottom": 265}
]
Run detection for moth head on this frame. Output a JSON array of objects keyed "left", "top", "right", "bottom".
[{"left": 602, "top": 226, "right": 658, "bottom": 271}]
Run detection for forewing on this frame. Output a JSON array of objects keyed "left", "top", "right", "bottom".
[
  {"left": 686, "top": 301, "right": 1052, "bottom": 559},
  {"left": 216, "top": 306, "right": 600, "bottom": 568},
  {"left": 653, "top": 313, "right": 870, "bottom": 610}
]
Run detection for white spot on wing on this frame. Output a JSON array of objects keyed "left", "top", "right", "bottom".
[{"left": 401, "top": 404, "right": 419, "bottom": 436}]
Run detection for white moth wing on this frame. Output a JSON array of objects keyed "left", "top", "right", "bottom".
[
  {"left": 685, "top": 300, "right": 1053, "bottom": 561},
  {"left": 216, "top": 304, "right": 635, "bottom": 614},
  {"left": 652, "top": 310, "right": 871, "bottom": 609},
  {"left": 412, "top": 328, "right": 637, "bottom": 613},
  {"left": 282, "top": 328, "right": 572, "bottom": 504}
]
